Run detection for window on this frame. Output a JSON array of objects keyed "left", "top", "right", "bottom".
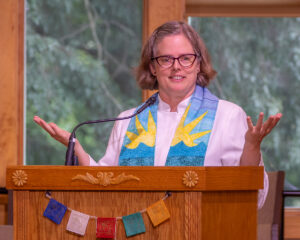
[
  {"left": 190, "top": 17, "right": 300, "bottom": 205},
  {"left": 26, "top": 0, "right": 142, "bottom": 165}
]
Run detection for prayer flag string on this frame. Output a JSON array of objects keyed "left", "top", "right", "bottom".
[{"left": 44, "top": 191, "right": 171, "bottom": 238}]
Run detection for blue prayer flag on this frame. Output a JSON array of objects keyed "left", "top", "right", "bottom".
[
  {"left": 122, "top": 212, "right": 146, "bottom": 237},
  {"left": 43, "top": 198, "right": 67, "bottom": 224}
]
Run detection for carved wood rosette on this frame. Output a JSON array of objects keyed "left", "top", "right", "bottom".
[
  {"left": 12, "top": 170, "right": 28, "bottom": 187},
  {"left": 182, "top": 170, "right": 198, "bottom": 188}
]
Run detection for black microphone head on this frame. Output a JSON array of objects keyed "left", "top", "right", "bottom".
[
  {"left": 136, "top": 95, "right": 157, "bottom": 114},
  {"left": 146, "top": 95, "right": 157, "bottom": 106}
]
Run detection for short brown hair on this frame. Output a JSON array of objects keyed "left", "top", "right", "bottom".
[{"left": 136, "top": 21, "right": 217, "bottom": 90}]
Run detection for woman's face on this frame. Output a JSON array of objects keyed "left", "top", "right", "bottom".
[{"left": 150, "top": 34, "right": 200, "bottom": 102}]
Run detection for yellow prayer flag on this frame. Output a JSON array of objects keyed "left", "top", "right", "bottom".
[{"left": 146, "top": 200, "right": 170, "bottom": 227}]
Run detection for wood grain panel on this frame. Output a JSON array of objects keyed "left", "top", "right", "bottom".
[
  {"left": 0, "top": 194, "right": 8, "bottom": 224},
  {"left": 185, "top": 192, "right": 202, "bottom": 239},
  {"left": 15, "top": 191, "right": 187, "bottom": 240},
  {"left": 0, "top": 205, "right": 7, "bottom": 225},
  {"left": 15, "top": 191, "right": 256, "bottom": 240},
  {"left": 201, "top": 191, "right": 257, "bottom": 240},
  {"left": 0, "top": 0, "right": 24, "bottom": 187},
  {"left": 0, "top": 194, "right": 8, "bottom": 205},
  {"left": 13, "top": 189, "right": 260, "bottom": 239},
  {"left": 14, "top": 191, "right": 27, "bottom": 240},
  {"left": 285, "top": 208, "right": 300, "bottom": 239}
]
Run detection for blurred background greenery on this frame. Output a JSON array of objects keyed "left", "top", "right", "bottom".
[
  {"left": 26, "top": 0, "right": 142, "bottom": 165},
  {"left": 190, "top": 17, "right": 300, "bottom": 206},
  {"left": 26, "top": 1, "right": 300, "bottom": 205}
]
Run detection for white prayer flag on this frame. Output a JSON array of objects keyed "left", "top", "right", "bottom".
[{"left": 66, "top": 210, "right": 90, "bottom": 236}]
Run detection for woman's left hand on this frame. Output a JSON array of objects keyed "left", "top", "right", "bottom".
[
  {"left": 240, "top": 112, "right": 282, "bottom": 166},
  {"left": 245, "top": 112, "right": 282, "bottom": 147}
]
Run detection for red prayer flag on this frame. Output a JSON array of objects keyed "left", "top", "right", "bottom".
[{"left": 96, "top": 217, "right": 116, "bottom": 238}]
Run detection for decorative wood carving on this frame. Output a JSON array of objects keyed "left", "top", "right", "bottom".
[
  {"left": 12, "top": 170, "right": 27, "bottom": 186},
  {"left": 182, "top": 170, "right": 198, "bottom": 187},
  {"left": 72, "top": 172, "right": 140, "bottom": 186}
]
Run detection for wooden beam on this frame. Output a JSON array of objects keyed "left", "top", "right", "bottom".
[
  {"left": 186, "top": 0, "right": 300, "bottom": 6},
  {"left": 6, "top": 166, "right": 263, "bottom": 191},
  {"left": 142, "top": 0, "right": 186, "bottom": 101},
  {"left": 186, "top": 0, "right": 300, "bottom": 16},
  {"left": 0, "top": 0, "right": 24, "bottom": 187},
  {"left": 186, "top": 4, "right": 300, "bottom": 17}
]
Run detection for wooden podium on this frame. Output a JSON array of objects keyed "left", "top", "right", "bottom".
[{"left": 6, "top": 166, "right": 263, "bottom": 239}]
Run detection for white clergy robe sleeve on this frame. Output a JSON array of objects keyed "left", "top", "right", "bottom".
[{"left": 206, "top": 100, "right": 268, "bottom": 209}]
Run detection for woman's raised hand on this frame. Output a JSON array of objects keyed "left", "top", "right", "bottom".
[
  {"left": 245, "top": 112, "right": 282, "bottom": 147},
  {"left": 240, "top": 112, "right": 282, "bottom": 166},
  {"left": 33, "top": 116, "right": 70, "bottom": 147},
  {"left": 34, "top": 116, "right": 90, "bottom": 165}
]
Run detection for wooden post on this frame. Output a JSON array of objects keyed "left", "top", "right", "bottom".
[
  {"left": 142, "top": 0, "right": 186, "bottom": 101},
  {"left": 0, "top": 0, "right": 24, "bottom": 187}
]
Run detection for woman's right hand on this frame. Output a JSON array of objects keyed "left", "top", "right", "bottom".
[{"left": 33, "top": 116, "right": 70, "bottom": 147}]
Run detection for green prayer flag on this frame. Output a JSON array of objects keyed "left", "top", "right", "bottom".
[{"left": 122, "top": 212, "right": 146, "bottom": 237}]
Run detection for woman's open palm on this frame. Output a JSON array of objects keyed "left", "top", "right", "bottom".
[
  {"left": 33, "top": 116, "right": 70, "bottom": 147},
  {"left": 245, "top": 112, "right": 282, "bottom": 147}
]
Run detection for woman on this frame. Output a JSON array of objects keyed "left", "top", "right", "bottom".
[{"left": 34, "top": 21, "right": 281, "bottom": 207}]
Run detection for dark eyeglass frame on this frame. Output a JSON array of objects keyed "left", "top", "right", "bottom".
[{"left": 151, "top": 54, "right": 200, "bottom": 68}]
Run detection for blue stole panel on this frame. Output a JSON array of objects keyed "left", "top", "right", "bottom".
[{"left": 119, "top": 86, "right": 219, "bottom": 166}]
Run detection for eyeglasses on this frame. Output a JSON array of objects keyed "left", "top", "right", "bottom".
[{"left": 151, "top": 54, "right": 199, "bottom": 68}]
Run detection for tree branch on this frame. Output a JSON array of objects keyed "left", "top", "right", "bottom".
[
  {"left": 110, "top": 20, "right": 136, "bottom": 37},
  {"left": 84, "top": 0, "right": 103, "bottom": 60},
  {"left": 59, "top": 24, "right": 90, "bottom": 42},
  {"left": 84, "top": 0, "right": 122, "bottom": 111}
]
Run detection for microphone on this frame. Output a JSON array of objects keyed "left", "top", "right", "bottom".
[{"left": 65, "top": 95, "right": 157, "bottom": 165}]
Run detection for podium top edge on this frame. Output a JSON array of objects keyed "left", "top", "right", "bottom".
[{"left": 7, "top": 165, "right": 264, "bottom": 170}]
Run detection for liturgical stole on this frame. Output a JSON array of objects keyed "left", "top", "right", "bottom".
[{"left": 119, "top": 86, "right": 219, "bottom": 166}]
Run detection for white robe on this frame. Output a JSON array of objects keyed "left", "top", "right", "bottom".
[{"left": 90, "top": 96, "right": 268, "bottom": 208}]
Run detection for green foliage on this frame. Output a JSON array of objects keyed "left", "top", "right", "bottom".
[
  {"left": 26, "top": 0, "right": 142, "bottom": 164},
  {"left": 191, "top": 17, "right": 300, "bottom": 191}
]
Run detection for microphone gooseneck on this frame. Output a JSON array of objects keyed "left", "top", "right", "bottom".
[{"left": 64, "top": 96, "right": 157, "bottom": 166}]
